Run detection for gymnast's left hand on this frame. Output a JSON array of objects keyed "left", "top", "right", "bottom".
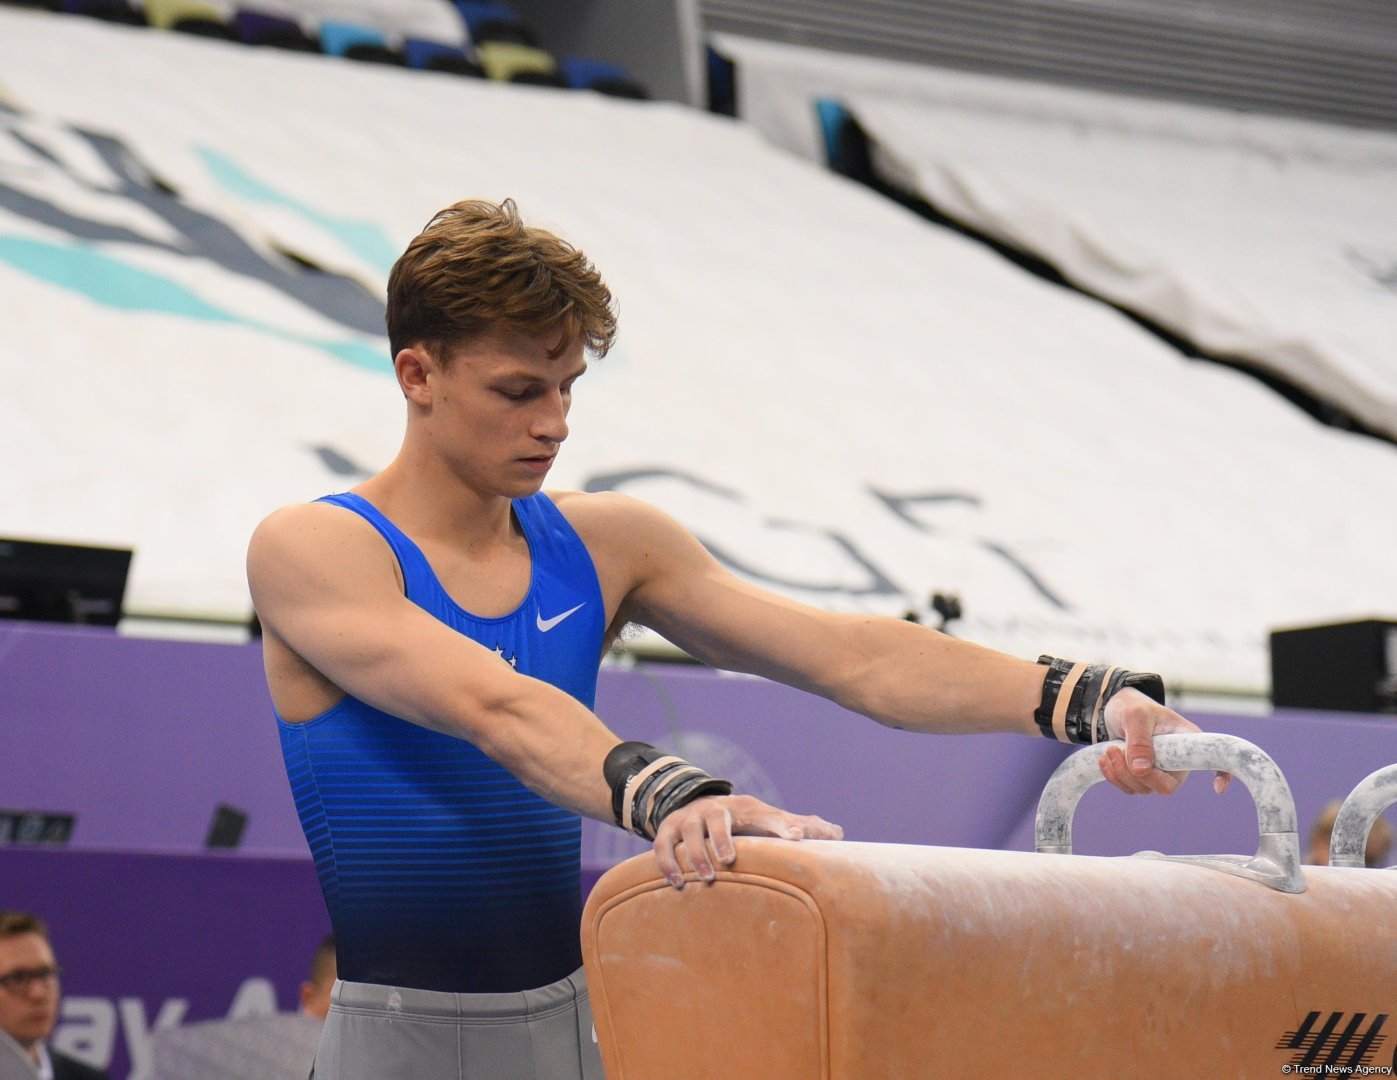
[{"left": 1099, "top": 688, "right": 1232, "bottom": 797}]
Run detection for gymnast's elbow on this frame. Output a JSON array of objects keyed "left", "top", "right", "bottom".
[{"left": 437, "top": 668, "right": 546, "bottom": 767}]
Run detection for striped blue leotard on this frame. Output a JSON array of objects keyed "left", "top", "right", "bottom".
[{"left": 278, "top": 491, "right": 606, "bottom": 993}]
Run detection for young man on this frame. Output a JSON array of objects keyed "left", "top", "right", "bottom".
[
  {"left": 247, "top": 199, "right": 1216, "bottom": 1080},
  {"left": 0, "top": 913, "right": 111, "bottom": 1080}
]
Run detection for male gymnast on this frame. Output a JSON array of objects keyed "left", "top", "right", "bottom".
[{"left": 247, "top": 199, "right": 1217, "bottom": 1080}]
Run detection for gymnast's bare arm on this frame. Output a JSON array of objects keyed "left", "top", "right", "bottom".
[
  {"left": 247, "top": 500, "right": 837, "bottom": 887},
  {"left": 560, "top": 491, "right": 1215, "bottom": 800}
]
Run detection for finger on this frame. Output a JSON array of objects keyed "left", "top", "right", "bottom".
[
  {"left": 1098, "top": 745, "right": 1153, "bottom": 795},
  {"left": 707, "top": 805, "right": 736, "bottom": 866},
  {"left": 651, "top": 825, "right": 686, "bottom": 889},
  {"left": 1120, "top": 711, "right": 1156, "bottom": 777},
  {"left": 725, "top": 796, "right": 844, "bottom": 841},
  {"left": 738, "top": 802, "right": 804, "bottom": 840},
  {"left": 681, "top": 814, "right": 716, "bottom": 882},
  {"left": 768, "top": 812, "right": 821, "bottom": 841},
  {"left": 1213, "top": 771, "right": 1232, "bottom": 794},
  {"left": 1139, "top": 767, "right": 1187, "bottom": 796},
  {"left": 1102, "top": 745, "right": 1190, "bottom": 795},
  {"left": 795, "top": 814, "right": 844, "bottom": 840}
]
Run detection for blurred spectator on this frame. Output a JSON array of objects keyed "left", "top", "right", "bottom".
[
  {"left": 298, "top": 936, "right": 336, "bottom": 1020},
  {"left": 0, "top": 912, "right": 111, "bottom": 1080},
  {"left": 149, "top": 936, "right": 334, "bottom": 1080},
  {"left": 1306, "top": 799, "right": 1394, "bottom": 868}
]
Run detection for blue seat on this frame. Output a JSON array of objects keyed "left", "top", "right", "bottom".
[
  {"left": 454, "top": 1, "right": 536, "bottom": 46},
  {"left": 234, "top": 9, "right": 321, "bottom": 52},
  {"left": 60, "top": 0, "right": 145, "bottom": 24},
  {"left": 707, "top": 45, "right": 736, "bottom": 115},
  {"left": 560, "top": 57, "right": 648, "bottom": 99},
  {"left": 320, "top": 20, "right": 403, "bottom": 65},
  {"left": 403, "top": 38, "right": 485, "bottom": 78}
]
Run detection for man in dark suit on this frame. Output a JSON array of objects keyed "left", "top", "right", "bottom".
[{"left": 0, "top": 913, "right": 110, "bottom": 1080}]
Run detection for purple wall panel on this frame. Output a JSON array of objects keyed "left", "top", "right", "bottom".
[
  {"left": 1, "top": 623, "right": 303, "bottom": 856},
  {"left": 4, "top": 622, "right": 1396, "bottom": 1080},
  {"left": 589, "top": 665, "right": 1070, "bottom": 854},
  {"left": 5, "top": 620, "right": 1394, "bottom": 872},
  {"left": 1, "top": 623, "right": 1068, "bottom": 864}
]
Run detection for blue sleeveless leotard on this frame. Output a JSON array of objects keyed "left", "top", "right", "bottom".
[{"left": 278, "top": 491, "right": 605, "bottom": 993}]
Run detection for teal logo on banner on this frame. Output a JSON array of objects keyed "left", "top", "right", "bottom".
[{"left": 0, "top": 105, "right": 392, "bottom": 372}]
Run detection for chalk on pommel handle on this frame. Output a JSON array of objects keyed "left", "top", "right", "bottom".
[
  {"left": 1034, "top": 732, "right": 1306, "bottom": 893},
  {"left": 1329, "top": 763, "right": 1397, "bottom": 868}
]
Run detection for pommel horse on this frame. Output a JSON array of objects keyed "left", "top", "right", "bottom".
[{"left": 582, "top": 735, "right": 1397, "bottom": 1078}]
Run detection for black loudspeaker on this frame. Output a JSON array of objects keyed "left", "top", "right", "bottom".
[
  {"left": 0, "top": 538, "right": 132, "bottom": 626},
  {"left": 206, "top": 804, "right": 248, "bottom": 850},
  {"left": 1270, "top": 619, "right": 1397, "bottom": 714},
  {"left": 0, "top": 810, "right": 75, "bottom": 845}
]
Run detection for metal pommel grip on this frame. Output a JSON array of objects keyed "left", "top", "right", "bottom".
[
  {"left": 1034, "top": 732, "right": 1306, "bottom": 893},
  {"left": 1330, "top": 763, "right": 1397, "bottom": 868}
]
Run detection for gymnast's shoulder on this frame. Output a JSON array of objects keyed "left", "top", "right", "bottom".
[
  {"left": 246, "top": 498, "right": 397, "bottom": 597},
  {"left": 548, "top": 488, "right": 699, "bottom": 553}
]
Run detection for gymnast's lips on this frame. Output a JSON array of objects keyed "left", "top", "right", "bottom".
[{"left": 519, "top": 453, "right": 556, "bottom": 474}]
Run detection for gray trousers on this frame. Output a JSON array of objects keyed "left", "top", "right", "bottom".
[{"left": 310, "top": 968, "right": 605, "bottom": 1080}]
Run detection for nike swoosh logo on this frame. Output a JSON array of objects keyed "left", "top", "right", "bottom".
[{"left": 536, "top": 602, "right": 585, "bottom": 633}]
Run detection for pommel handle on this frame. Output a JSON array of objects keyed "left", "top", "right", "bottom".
[
  {"left": 1329, "top": 763, "right": 1397, "bottom": 868},
  {"left": 1034, "top": 732, "right": 1306, "bottom": 893}
]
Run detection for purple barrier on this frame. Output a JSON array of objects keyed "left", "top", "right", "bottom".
[
  {"left": 1, "top": 622, "right": 1068, "bottom": 864},
  {"left": 1, "top": 623, "right": 301, "bottom": 856},
  {"left": 6, "top": 619, "right": 1394, "bottom": 869},
  {"left": 1, "top": 848, "right": 329, "bottom": 1080},
  {"left": 5, "top": 621, "right": 1396, "bottom": 1080},
  {"left": 580, "top": 664, "right": 1071, "bottom": 873}
]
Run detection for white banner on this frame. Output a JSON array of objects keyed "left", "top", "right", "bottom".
[
  {"left": 716, "top": 33, "right": 1397, "bottom": 443},
  {"left": 2, "top": 12, "right": 1395, "bottom": 691}
]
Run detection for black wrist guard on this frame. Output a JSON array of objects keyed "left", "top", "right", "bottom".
[
  {"left": 602, "top": 741, "right": 734, "bottom": 840},
  {"left": 1034, "top": 656, "right": 1166, "bottom": 744}
]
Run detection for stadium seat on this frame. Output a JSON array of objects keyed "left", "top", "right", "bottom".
[
  {"left": 146, "top": 0, "right": 234, "bottom": 38},
  {"left": 454, "top": 1, "right": 536, "bottom": 46},
  {"left": 403, "top": 38, "right": 485, "bottom": 78},
  {"left": 320, "top": 20, "right": 403, "bottom": 66},
  {"left": 560, "top": 57, "right": 649, "bottom": 99},
  {"left": 706, "top": 46, "right": 736, "bottom": 116},
  {"left": 476, "top": 40, "right": 565, "bottom": 86},
  {"left": 60, "top": 0, "right": 144, "bottom": 24},
  {"left": 234, "top": 8, "right": 319, "bottom": 52}
]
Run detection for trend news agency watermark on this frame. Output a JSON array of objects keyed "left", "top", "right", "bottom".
[{"left": 1274, "top": 1011, "right": 1392, "bottom": 1076}]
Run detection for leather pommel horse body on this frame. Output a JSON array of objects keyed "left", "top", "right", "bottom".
[{"left": 581, "top": 736, "right": 1397, "bottom": 1078}]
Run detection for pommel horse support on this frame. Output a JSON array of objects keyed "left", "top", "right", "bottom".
[{"left": 581, "top": 735, "right": 1397, "bottom": 1078}]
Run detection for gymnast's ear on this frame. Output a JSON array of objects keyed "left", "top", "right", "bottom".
[{"left": 395, "top": 345, "right": 433, "bottom": 404}]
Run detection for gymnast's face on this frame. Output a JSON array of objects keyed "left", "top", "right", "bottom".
[{"left": 406, "top": 330, "right": 587, "bottom": 499}]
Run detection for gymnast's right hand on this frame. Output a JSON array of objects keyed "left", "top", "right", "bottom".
[{"left": 652, "top": 794, "right": 843, "bottom": 889}]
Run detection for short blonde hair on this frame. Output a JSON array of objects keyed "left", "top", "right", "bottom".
[{"left": 386, "top": 198, "right": 617, "bottom": 362}]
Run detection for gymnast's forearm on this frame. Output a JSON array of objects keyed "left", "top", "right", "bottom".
[
  {"left": 817, "top": 616, "right": 1043, "bottom": 737},
  {"left": 453, "top": 676, "right": 622, "bottom": 824}
]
